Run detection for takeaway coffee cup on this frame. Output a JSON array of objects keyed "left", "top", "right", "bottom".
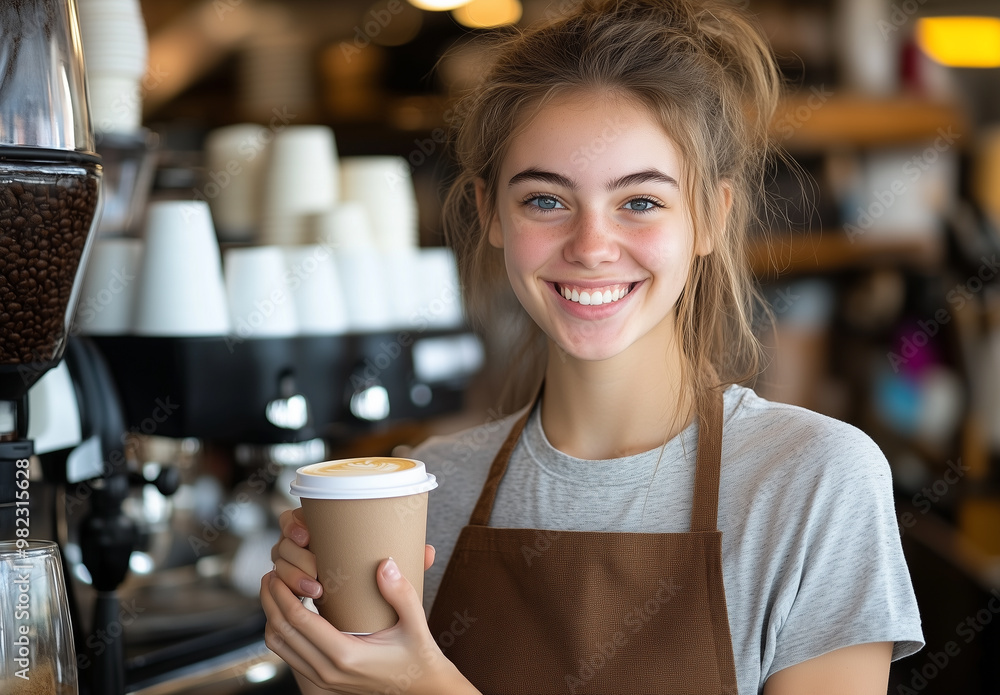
[{"left": 289, "top": 458, "right": 437, "bottom": 634}]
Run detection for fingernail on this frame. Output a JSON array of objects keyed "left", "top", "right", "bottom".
[
  {"left": 290, "top": 527, "right": 308, "bottom": 545},
  {"left": 300, "top": 579, "right": 322, "bottom": 598},
  {"left": 382, "top": 557, "right": 401, "bottom": 581}
]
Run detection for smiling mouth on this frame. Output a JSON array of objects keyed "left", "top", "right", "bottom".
[{"left": 554, "top": 282, "right": 637, "bottom": 306}]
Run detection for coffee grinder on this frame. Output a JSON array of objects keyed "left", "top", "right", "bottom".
[{"left": 0, "top": 1, "right": 140, "bottom": 693}]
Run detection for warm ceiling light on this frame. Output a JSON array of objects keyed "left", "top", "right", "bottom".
[
  {"left": 408, "top": 0, "right": 472, "bottom": 10},
  {"left": 452, "top": 0, "right": 522, "bottom": 28},
  {"left": 916, "top": 17, "right": 1000, "bottom": 68}
]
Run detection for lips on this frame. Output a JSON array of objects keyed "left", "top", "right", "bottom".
[{"left": 554, "top": 282, "right": 636, "bottom": 306}]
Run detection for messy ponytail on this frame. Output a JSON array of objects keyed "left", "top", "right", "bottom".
[{"left": 443, "top": 0, "right": 782, "bottom": 412}]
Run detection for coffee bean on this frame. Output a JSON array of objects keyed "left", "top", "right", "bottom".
[{"left": 0, "top": 168, "right": 99, "bottom": 364}]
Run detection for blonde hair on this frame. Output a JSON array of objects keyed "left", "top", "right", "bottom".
[{"left": 443, "top": 0, "right": 782, "bottom": 413}]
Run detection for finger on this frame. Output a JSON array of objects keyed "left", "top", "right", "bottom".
[
  {"left": 424, "top": 544, "right": 436, "bottom": 571},
  {"left": 260, "top": 574, "right": 334, "bottom": 687},
  {"left": 271, "top": 539, "right": 321, "bottom": 599},
  {"left": 279, "top": 508, "right": 310, "bottom": 546},
  {"left": 375, "top": 557, "right": 426, "bottom": 632},
  {"left": 265, "top": 572, "right": 359, "bottom": 671}
]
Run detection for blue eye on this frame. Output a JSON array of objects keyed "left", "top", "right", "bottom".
[
  {"left": 625, "top": 198, "right": 660, "bottom": 212},
  {"left": 530, "top": 196, "right": 560, "bottom": 210}
]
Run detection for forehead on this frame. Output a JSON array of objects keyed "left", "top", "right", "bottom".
[{"left": 500, "top": 90, "right": 685, "bottom": 181}]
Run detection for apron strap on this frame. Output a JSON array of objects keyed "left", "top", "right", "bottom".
[
  {"left": 469, "top": 386, "right": 726, "bottom": 531},
  {"left": 468, "top": 400, "right": 534, "bottom": 527},
  {"left": 690, "top": 388, "right": 724, "bottom": 533}
]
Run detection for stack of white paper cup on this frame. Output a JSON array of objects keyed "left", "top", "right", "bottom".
[
  {"left": 259, "top": 126, "right": 339, "bottom": 245},
  {"left": 132, "top": 202, "right": 230, "bottom": 336},
  {"left": 203, "top": 124, "right": 269, "bottom": 243},
  {"left": 283, "top": 246, "right": 349, "bottom": 335},
  {"left": 413, "top": 248, "right": 465, "bottom": 329},
  {"left": 340, "top": 157, "right": 418, "bottom": 252},
  {"left": 224, "top": 246, "right": 299, "bottom": 339},
  {"left": 313, "top": 203, "right": 393, "bottom": 332},
  {"left": 73, "top": 238, "right": 143, "bottom": 335},
  {"left": 77, "top": 0, "right": 149, "bottom": 134}
]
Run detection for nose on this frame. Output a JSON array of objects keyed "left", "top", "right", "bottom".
[{"left": 563, "top": 210, "right": 620, "bottom": 268}]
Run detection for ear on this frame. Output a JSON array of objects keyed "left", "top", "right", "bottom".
[
  {"left": 475, "top": 178, "right": 503, "bottom": 249},
  {"left": 695, "top": 181, "right": 732, "bottom": 257}
]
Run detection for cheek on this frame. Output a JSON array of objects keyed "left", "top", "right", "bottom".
[
  {"left": 503, "top": 219, "right": 555, "bottom": 277},
  {"left": 630, "top": 232, "right": 693, "bottom": 276}
]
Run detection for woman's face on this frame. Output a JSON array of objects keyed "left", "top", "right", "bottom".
[{"left": 484, "top": 91, "right": 710, "bottom": 364}]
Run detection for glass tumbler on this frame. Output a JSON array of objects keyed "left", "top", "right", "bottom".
[{"left": 0, "top": 540, "right": 78, "bottom": 695}]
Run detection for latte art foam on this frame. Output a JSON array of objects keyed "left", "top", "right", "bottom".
[{"left": 309, "top": 458, "right": 418, "bottom": 477}]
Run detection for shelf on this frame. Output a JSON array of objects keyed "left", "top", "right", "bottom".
[
  {"left": 748, "top": 231, "right": 944, "bottom": 279},
  {"left": 772, "top": 93, "right": 968, "bottom": 150}
]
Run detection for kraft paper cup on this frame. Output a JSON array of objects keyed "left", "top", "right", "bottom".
[{"left": 290, "top": 457, "right": 437, "bottom": 634}]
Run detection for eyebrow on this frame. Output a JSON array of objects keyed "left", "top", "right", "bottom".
[
  {"left": 507, "top": 169, "right": 576, "bottom": 189},
  {"left": 609, "top": 169, "right": 679, "bottom": 190},
  {"left": 507, "top": 167, "right": 678, "bottom": 190}
]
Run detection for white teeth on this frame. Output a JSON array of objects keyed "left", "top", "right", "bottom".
[{"left": 558, "top": 283, "right": 632, "bottom": 305}]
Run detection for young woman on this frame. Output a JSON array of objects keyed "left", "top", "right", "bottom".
[{"left": 261, "top": 1, "right": 924, "bottom": 692}]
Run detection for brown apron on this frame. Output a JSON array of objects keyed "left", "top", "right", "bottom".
[{"left": 427, "top": 389, "right": 739, "bottom": 694}]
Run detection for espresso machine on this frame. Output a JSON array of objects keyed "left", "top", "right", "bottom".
[{"left": 3, "top": 4, "right": 484, "bottom": 694}]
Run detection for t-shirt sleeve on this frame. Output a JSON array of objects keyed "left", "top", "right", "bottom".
[{"left": 764, "top": 425, "right": 924, "bottom": 680}]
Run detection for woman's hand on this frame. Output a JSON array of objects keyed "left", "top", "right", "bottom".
[
  {"left": 269, "top": 508, "right": 435, "bottom": 602},
  {"left": 262, "top": 509, "right": 473, "bottom": 695}
]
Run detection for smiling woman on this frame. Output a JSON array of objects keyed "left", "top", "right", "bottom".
[{"left": 262, "top": 2, "right": 925, "bottom": 693}]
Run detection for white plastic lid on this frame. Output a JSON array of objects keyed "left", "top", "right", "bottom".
[{"left": 290, "top": 457, "right": 438, "bottom": 500}]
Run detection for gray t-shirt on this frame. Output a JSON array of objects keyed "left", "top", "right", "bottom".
[{"left": 413, "top": 384, "right": 924, "bottom": 694}]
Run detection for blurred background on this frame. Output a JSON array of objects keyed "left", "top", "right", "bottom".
[{"left": 5, "top": 0, "right": 1000, "bottom": 692}]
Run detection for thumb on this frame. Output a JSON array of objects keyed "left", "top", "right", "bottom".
[{"left": 376, "top": 557, "right": 426, "bottom": 629}]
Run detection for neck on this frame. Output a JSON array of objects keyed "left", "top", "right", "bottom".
[{"left": 539, "top": 325, "right": 694, "bottom": 460}]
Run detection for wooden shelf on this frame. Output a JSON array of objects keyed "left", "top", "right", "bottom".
[
  {"left": 748, "top": 231, "right": 944, "bottom": 279},
  {"left": 772, "top": 93, "right": 968, "bottom": 151}
]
